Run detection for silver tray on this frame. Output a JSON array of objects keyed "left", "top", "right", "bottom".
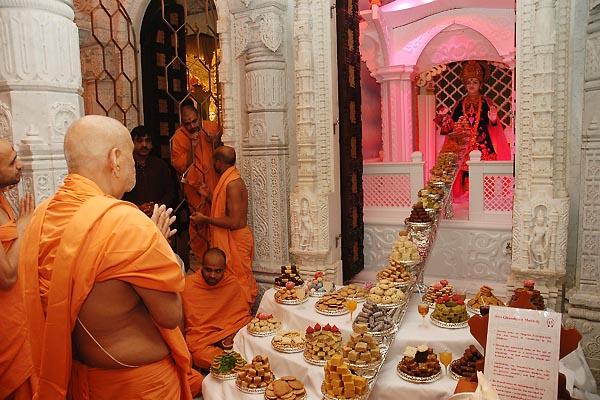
[
  {"left": 346, "top": 358, "right": 383, "bottom": 371},
  {"left": 271, "top": 339, "right": 305, "bottom": 353},
  {"left": 303, "top": 353, "right": 327, "bottom": 366},
  {"left": 466, "top": 300, "right": 481, "bottom": 315},
  {"left": 366, "top": 298, "right": 406, "bottom": 309},
  {"left": 352, "top": 323, "right": 397, "bottom": 339},
  {"left": 267, "top": 394, "right": 306, "bottom": 400},
  {"left": 274, "top": 295, "right": 309, "bottom": 305},
  {"left": 395, "top": 259, "right": 422, "bottom": 268},
  {"left": 448, "top": 360, "right": 473, "bottom": 381},
  {"left": 210, "top": 370, "right": 239, "bottom": 381},
  {"left": 236, "top": 380, "right": 269, "bottom": 394},
  {"left": 404, "top": 219, "right": 433, "bottom": 229},
  {"left": 308, "top": 289, "right": 334, "bottom": 297},
  {"left": 430, "top": 314, "right": 469, "bottom": 329},
  {"left": 247, "top": 324, "right": 281, "bottom": 337},
  {"left": 315, "top": 306, "right": 349, "bottom": 316},
  {"left": 321, "top": 383, "right": 369, "bottom": 400},
  {"left": 396, "top": 365, "right": 442, "bottom": 384},
  {"left": 430, "top": 181, "right": 449, "bottom": 188}
]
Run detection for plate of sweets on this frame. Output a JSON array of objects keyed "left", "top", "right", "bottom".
[
  {"left": 315, "top": 292, "right": 349, "bottom": 316},
  {"left": 366, "top": 279, "right": 406, "bottom": 308},
  {"left": 236, "top": 355, "right": 275, "bottom": 394},
  {"left": 449, "top": 345, "right": 484, "bottom": 380},
  {"left": 321, "top": 354, "right": 369, "bottom": 400},
  {"left": 377, "top": 264, "right": 413, "bottom": 289},
  {"left": 265, "top": 376, "right": 307, "bottom": 400},
  {"left": 303, "top": 323, "right": 342, "bottom": 366},
  {"left": 247, "top": 313, "right": 281, "bottom": 337},
  {"left": 396, "top": 345, "right": 442, "bottom": 383},
  {"left": 308, "top": 271, "right": 335, "bottom": 297},
  {"left": 422, "top": 279, "right": 454, "bottom": 308},
  {"left": 508, "top": 280, "right": 546, "bottom": 311},
  {"left": 388, "top": 231, "right": 422, "bottom": 267},
  {"left": 336, "top": 283, "right": 367, "bottom": 302},
  {"left": 271, "top": 330, "right": 305, "bottom": 353},
  {"left": 210, "top": 339, "right": 246, "bottom": 380},
  {"left": 467, "top": 285, "right": 505, "bottom": 315},
  {"left": 274, "top": 265, "right": 304, "bottom": 290},
  {"left": 274, "top": 282, "right": 308, "bottom": 305},
  {"left": 342, "top": 324, "right": 383, "bottom": 372},
  {"left": 430, "top": 294, "right": 468, "bottom": 329},
  {"left": 352, "top": 302, "right": 396, "bottom": 337}
]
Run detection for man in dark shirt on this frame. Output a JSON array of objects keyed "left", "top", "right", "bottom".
[{"left": 123, "top": 125, "right": 177, "bottom": 215}]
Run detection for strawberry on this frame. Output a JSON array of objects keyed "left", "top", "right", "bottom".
[{"left": 314, "top": 323, "right": 321, "bottom": 331}]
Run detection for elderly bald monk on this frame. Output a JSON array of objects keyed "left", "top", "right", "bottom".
[
  {"left": 182, "top": 247, "right": 252, "bottom": 369},
  {"left": 171, "top": 105, "right": 220, "bottom": 259},
  {"left": 19, "top": 115, "right": 194, "bottom": 399},
  {"left": 191, "top": 146, "right": 257, "bottom": 307},
  {"left": 0, "top": 140, "right": 36, "bottom": 400}
]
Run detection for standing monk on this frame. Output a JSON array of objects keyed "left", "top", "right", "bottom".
[
  {"left": 19, "top": 116, "right": 193, "bottom": 399},
  {"left": 191, "top": 146, "right": 257, "bottom": 307},
  {"left": 0, "top": 140, "right": 36, "bottom": 400},
  {"left": 170, "top": 105, "right": 220, "bottom": 260}
]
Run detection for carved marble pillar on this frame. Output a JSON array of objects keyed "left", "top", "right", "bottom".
[
  {"left": 508, "top": 0, "right": 570, "bottom": 310},
  {"left": 0, "top": 0, "right": 83, "bottom": 208},
  {"left": 233, "top": 3, "right": 290, "bottom": 283},
  {"left": 566, "top": 1, "right": 600, "bottom": 386},
  {"left": 374, "top": 65, "right": 415, "bottom": 162},
  {"left": 289, "top": 0, "right": 342, "bottom": 284}
]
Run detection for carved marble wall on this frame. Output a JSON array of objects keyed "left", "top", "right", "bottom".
[
  {"left": 0, "top": 0, "right": 83, "bottom": 209},
  {"left": 567, "top": 0, "right": 600, "bottom": 386}
]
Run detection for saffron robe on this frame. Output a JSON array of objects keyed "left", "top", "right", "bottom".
[
  {"left": 171, "top": 124, "right": 219, "bottom": 258},
  {"left": 0, "top": 193, "right": 36, "bottom": 400},
  {"left": 182, "top": 272, "right": 252, "bottom": 369},
  {"left": 19, "top": 174, "right": 192, "bottom": 399},
  {"left": 209, "top": 166, "right": 257, "bottom": 306}
]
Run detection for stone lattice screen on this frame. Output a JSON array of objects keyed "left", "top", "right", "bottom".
[
  {"left": 433, "top": 61, "right": 513, "bottom": 130},
  {"left": 363, "top": 174, "right": 412, "bottom": 208},
  {"left": 483, "top": 174, "right": 514, "bottom": 212}
]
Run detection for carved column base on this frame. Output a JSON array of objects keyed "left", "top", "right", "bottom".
[
  {"left": 566, "top": 292, "right": 600, "bottom": 389},
  {"left": 506, "top": 269, "right": 565, "bottom": 311}
]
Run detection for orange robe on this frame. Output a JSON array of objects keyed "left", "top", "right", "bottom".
[
  {"left": 19, "top": 174, "right": 193, "bottom": 399},
  {"left": 209, "top": 166, "right": 257, "bottom": 306},
  {"left": 171, "top": 124, "right": 219, "bottom": 258},
  {"left": 0, "top": 193, "right": 36, "bottom": 400},
  {"left": 182, "top": 272, "right": 252, "bottom": 369}
]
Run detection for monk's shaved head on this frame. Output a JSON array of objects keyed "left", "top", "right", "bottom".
[
  {"left": 201, "top": 247, "right": 226, "bottom": 286},
  {"left": 64, "top": 115, "right": 136, "bottom": 198},
  {"left": 214, "top": 146, "right": 236, "bottom": 166},
  {"left": 0, "top": 138, "right": 22, "bottom": 187}
]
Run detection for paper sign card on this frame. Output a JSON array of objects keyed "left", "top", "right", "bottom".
[{"left": 484, "top": 306, "right": 561, "bottom": 400}]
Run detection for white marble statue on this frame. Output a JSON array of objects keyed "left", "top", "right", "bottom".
[{"left": 529, "top": 207, "right": 550, "bottom": 269}]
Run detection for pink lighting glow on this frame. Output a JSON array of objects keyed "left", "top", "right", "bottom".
[{"left": 385, "top": 0, "right": 434, "bottom": 12}]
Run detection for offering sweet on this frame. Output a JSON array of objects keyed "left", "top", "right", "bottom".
[
  {"left": 509, "top": 280, "right": 546, "bottom": 310},
  {"left": 366, "top": 279, "right": 405, "bottom": 305},
  {"left": 422, "top": 279, "right": 454, "bottom": 305},
  {"left": 468, "top": 286, "right": 505, "bottom": 311},
  {"left": 274, "top": 282, "right": 307, "bottom": 303},
  {"left": 272, "top": 330, "right": 305, "bottom": 352},
  {"left": 451, "top": 345, "right": 483, "bottom": 379},
  {"left": 342, "top": 324, "right": 381, "bottom": 366},
  {"left": 337, "top": 283, "right": 367, "bottom": 300},
  {"left": 236, "top": 355, "right": 274, "bottom": 391},
  {"left": 308, "top": 271, "right": 334, "bottom": 295},
  {"left": 431, "top": 294, "right": 468, "bottom": 324},
  {"left": 265, "top": 376, "right": 306, "bottom": 400},
  {"left": 247, "top": 313, "right": 281, "bottom": 335},
  {"left": 388, "top": 233, "right": 421, "bottom": 265},
  {"left": 353, "top": 302, "right": 394, "bottom": 333},
  {"left": 377, "top": 264, "right": 412, "bottom": 286},
  {"left": 323, "top": 354, "right": 369, "bottom": 398},
  {"left": 210, "top": 339, "right": 246, "bottom": 377},
  {"left": 397, "top": 345, "right": 441, "bottom": 378},
  {"left": 407, "top": 201, "right": 432, "bottom": 223},
  {"left": 274, "top": 265, "right": 304, "bottom": 288},
  {"left": 315, "top": 292, "right": 348, "bottom": 314},
  {"left": 304, "top": 323, "right": 342, "bottom": 363}
]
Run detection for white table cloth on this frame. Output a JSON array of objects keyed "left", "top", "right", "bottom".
[{"left": 202, "top": 289, "right": 597, "bottom": 400}]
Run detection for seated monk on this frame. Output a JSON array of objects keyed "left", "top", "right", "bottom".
[
  {"left": 182, "top": 247, "right": 252, "bottom": 370},
  {"left": 19, "top": 115, "right": 195, "bottom": 399},
  {"left": 0, "top": 139, "right": 36, "bottom": 400}
]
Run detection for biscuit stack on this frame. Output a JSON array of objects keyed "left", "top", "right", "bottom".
[
  {"left": 265, "top": 377, "right": 306, "bottom": 400},
  {"left": 422, "top": 279, "right": 454, "bottom": 304},
  {"left": 315, "top": 293, "right": 347, "bottom": 313},
  {"left": 366, "top": 279, "right": 405, "bottom": 305},
  {"left": 388, "top": 233, "right": 421, "bottom": 265},
  {"left": 467, "top": 285, "right": 505, "bottom": 310},
  {"left": 342, "top": 324, "right": 381, "bottom": 366},
  {"left": 274, "top": 284, "right": 306, "bottom": 302},
  {"left": 236, "top": 355, "right": 274, "bottom": 390},
  {"left": 377, "top": 264, "right": 412, "bottom": 286},
  {"left": 247, "top": 313, "right": 281, "bottom": 334},
  {"left": 304, "top": 323, "right": 341, "bottom": 363},
  {"left": 274, "top": 265, "right": 304, "bottom": 287},
  {"left": 272, "top": 330, "right": 305, "bottom": 352},
  {"left": 323, "top": 354, "right": 369, "bottom": 398},
  {"left": 336, "top": 284, "right": 367, "bottom": 300}
]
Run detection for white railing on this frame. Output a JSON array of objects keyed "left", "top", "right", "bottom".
[
  {"left": 363, "top": 152, "right": 425, "bottom": 222},
  {"left": 467, "top": 150, "right": 514, "bottom": 224}
]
